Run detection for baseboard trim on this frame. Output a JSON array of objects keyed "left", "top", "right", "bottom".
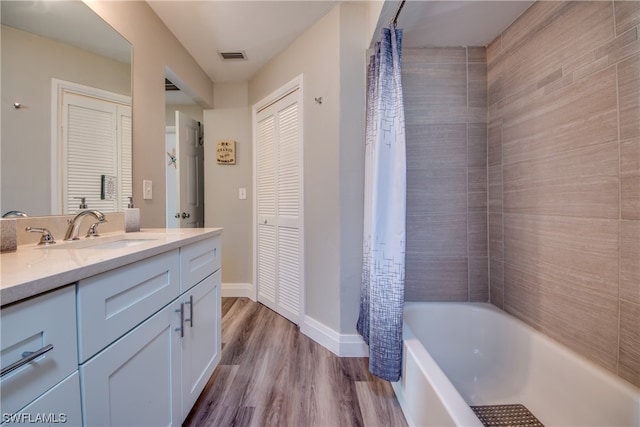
[
  {"left": 300, "top": 316, "right": 369, "bottom": 357},
  {"left": 221, "top": 282, "right": 253, "bottom": 298}
]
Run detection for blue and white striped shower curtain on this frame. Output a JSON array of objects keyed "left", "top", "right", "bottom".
[{"left": 356, "top": 24, "right": 406, "bottom": 382}]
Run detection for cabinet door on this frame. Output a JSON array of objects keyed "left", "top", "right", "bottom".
[
  {"left": 180, "top": 270, "right": 221, "bottom": 421},
  {"left": 80, "top": 302, "right": 182, "bottom": 427},
  {"left": 1, "top": 372, "right": 82, "bottom": 427}
]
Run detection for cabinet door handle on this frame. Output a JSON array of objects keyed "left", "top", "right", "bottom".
[
  {"left": 184, "top": 295, "right": 194, "bottom": 328},
  {"left": 1, "top": 344, "right": 54, "bottom": 377},
  {"left": 175, "top": 304, "right": 184, "bottom": 338},
  {"left": 184, "top": 295, "right": 193, "bottom": 328}
]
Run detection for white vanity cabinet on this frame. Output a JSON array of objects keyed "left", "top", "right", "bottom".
[
  {"left": 0, "top": 286, "right": 82, "bottom": 425},
  {"left": 78, "top": 235, "right": 221, "bottom": 426}
]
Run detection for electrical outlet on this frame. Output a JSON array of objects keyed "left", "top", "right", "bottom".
[
  {"left": 239, "top": 187, "right": 247, "bottom": 200},
  {"left": 143, "top": 180, "right": 153, "bottom": 200}
]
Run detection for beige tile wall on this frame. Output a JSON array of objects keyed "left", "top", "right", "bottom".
[
  {"left": 488, "top": 1, "right": 640, "bottom": 388},
  {"left": 403, "top": 47, "right": 488, "bottom": 301}
]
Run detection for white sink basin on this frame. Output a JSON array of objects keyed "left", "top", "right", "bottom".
[
  {"left": 82, "top": 239, "right": 156, "bottom": 250},
  {"left": 43, "top": 235, "right": 158, "bottom": 250}
]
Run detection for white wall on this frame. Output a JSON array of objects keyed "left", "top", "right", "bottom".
[
  {"left": 338, "top": 4, "right": 367, "bottom": 333},
  {"left": 204, "top": 83, "right": 252, "bottom": 287},
  {"left": 87, "top": 1, "right": 213, "bottom": 227},
  {"left": 367, "top": 0, "right": 385, "bottom": 45}
]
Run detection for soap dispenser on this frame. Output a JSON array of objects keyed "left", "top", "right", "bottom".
[{"left": 124, "top": 197, "right": 140, "bottom": 232}]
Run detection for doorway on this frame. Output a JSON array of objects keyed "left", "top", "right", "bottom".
[
  {"left": 164, "top": 68, "right": 205, "bottom": 228},
  {"left": 165, "top": 111, "right": 203, "bottom": 228}
]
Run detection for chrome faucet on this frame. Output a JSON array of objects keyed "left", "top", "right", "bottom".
[
  {"left": 2, "top": 210, "right": 28, "bottom": 218},
  {"left": 64, "top": 210, "right": 106, "bottom": 241}
]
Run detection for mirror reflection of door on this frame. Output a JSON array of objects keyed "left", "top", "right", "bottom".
[
  {"left": 165, "top": 111, "right": 204, "bottom": 228},
  {"left": 55, "top": 80, "right": 132, "bottom": 214},
  {"left": 165, "top": 126, "right": 179, "bottom": 228}
]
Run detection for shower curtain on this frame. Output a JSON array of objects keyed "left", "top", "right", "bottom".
[{"left": 356, "top": 24, "right": 406, "bottom": 382}]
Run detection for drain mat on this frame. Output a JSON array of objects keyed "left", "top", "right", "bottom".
[{"left": 471, "top": 404, "right": 544, "bottom": 427}]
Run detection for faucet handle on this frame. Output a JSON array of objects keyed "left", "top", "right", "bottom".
[
  {"left": 75, "top": 197, "right": 87, "bottom": 209},
  {"left": 86, "top": 221, "right": 106, "bottom": 238},
  {"left": 25, "top": 227, "right": 56, "bottom": 245}
]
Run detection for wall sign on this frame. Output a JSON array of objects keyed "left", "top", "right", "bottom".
[{"left": 216, "top": 140, "right": 236, "bottom": 165}]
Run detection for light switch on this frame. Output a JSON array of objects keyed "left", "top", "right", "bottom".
[
  {"left": 239, "top": 187, "right": 247, "bottom": 200},
  {"left": 143, "top": 180, "right": 153, "bottom": 200}
]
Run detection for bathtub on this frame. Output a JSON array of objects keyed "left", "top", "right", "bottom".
[{"left": 392, "top": 302, "right": 640, "bottom": 427}]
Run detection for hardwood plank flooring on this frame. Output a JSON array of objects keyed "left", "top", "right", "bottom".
[{"left": 184, "top": 298, "right": 408, "bottom": 427}]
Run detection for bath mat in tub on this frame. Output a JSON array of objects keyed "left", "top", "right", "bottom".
[{"left": 471, "top": 404, "right": 544, "bottom": 427}]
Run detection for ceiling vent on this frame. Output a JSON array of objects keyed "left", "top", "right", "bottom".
[
  {"left": 165, "top": 78, "right": 180, "bottom": 91},
  {"left": 218, "top": 51, "right": 247, "bottom": 61}
]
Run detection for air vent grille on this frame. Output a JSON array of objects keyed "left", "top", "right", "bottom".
[
  {"left": 218, "top": 51, "right": 247, "bottom": 61},
  {"left": 165, "top": 78, "right": 180, "bottom": 91}
]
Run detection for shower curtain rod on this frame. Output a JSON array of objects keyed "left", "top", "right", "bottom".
[{"left": 389, "top": 0, "right": 406, "bottom": 27}]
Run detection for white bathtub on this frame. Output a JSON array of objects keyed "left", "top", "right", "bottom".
[{"left": 392, "top": 302, "right": 640, "bottom": 427}]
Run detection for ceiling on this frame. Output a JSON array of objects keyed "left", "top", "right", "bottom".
[
  {"left": 393, "top": 1, "right": 534, "bottom": 48},
  {"left": 147, "top": 0, "right": 338, "bottom": 84},
  {"left": 148, "top": 0, "right": 533, "bottom": 87}
]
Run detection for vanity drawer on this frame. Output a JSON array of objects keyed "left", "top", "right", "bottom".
[
  {"left": 1, "top": 372, "right": 82, "bottom": 427},
  {"left": 77, "top": 249, "right": 180, "bottom": 362},
  {"left": 0, "top": 286, "right": 78, "bottom": 416},
  {"left": 180, "top": 235, "right": 221, "bottom": 293}
]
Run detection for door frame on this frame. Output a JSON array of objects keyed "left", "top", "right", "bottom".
[{"left": 251, "top": 74, "right": 305, "bottom": 321}]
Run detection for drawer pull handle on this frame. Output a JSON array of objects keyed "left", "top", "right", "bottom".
[
  {"left": 184, "top": 295, "right": 194, "bottom": 328},
  {"left": 1, "top": 344, "right": 54, "bottom": 377}
]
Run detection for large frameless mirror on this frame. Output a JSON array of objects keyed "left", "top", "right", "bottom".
[{"left": 1, "top": 0, "right": 132, "bottom": 216}]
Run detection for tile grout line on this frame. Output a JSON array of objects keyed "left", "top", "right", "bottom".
[
  {"left": 614, "top": 47, "right": 622, "bottom": 377},
  {"left": 465, "top": 47, "right": 471, "bottom": 301},
  {"left": 612, "top": 0, "right": 618, "bottom": 38},
  {"left": 611, "top": 0, "right": 625, "bottom": 380}
]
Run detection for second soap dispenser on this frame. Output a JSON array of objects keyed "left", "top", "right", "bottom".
[{"left": 124, "top": 197, "right": 140, "bottom": 232}]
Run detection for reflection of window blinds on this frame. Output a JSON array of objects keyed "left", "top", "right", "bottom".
[
  {"left": 65, "top": 93, "right": 128, "bottom": 214},
  {"left": 119, "top": 107, "right": 132, "bottom": 208}
]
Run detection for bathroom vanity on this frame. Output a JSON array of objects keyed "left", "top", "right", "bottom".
[{"left": 0, "top": 228, "right": 222, "bottom": 426}]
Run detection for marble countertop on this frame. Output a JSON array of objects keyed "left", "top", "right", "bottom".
[{"left": 0, "top": 228, "right": 223, "bottom": 307}]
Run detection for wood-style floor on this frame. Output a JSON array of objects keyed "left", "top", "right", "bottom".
[{"left": 184, "top": 298, "right": 408, "bottom": 427}]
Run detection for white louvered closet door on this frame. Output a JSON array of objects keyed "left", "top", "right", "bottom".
[
  {"left": 62, "top": 93, "right": 131, "bottom": 214},
  {"left": 257, "top": 114, "right": 277, "bottom": 309},
  {"left": 256, "top": 88, "right": 303, "bottom": 325}
]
